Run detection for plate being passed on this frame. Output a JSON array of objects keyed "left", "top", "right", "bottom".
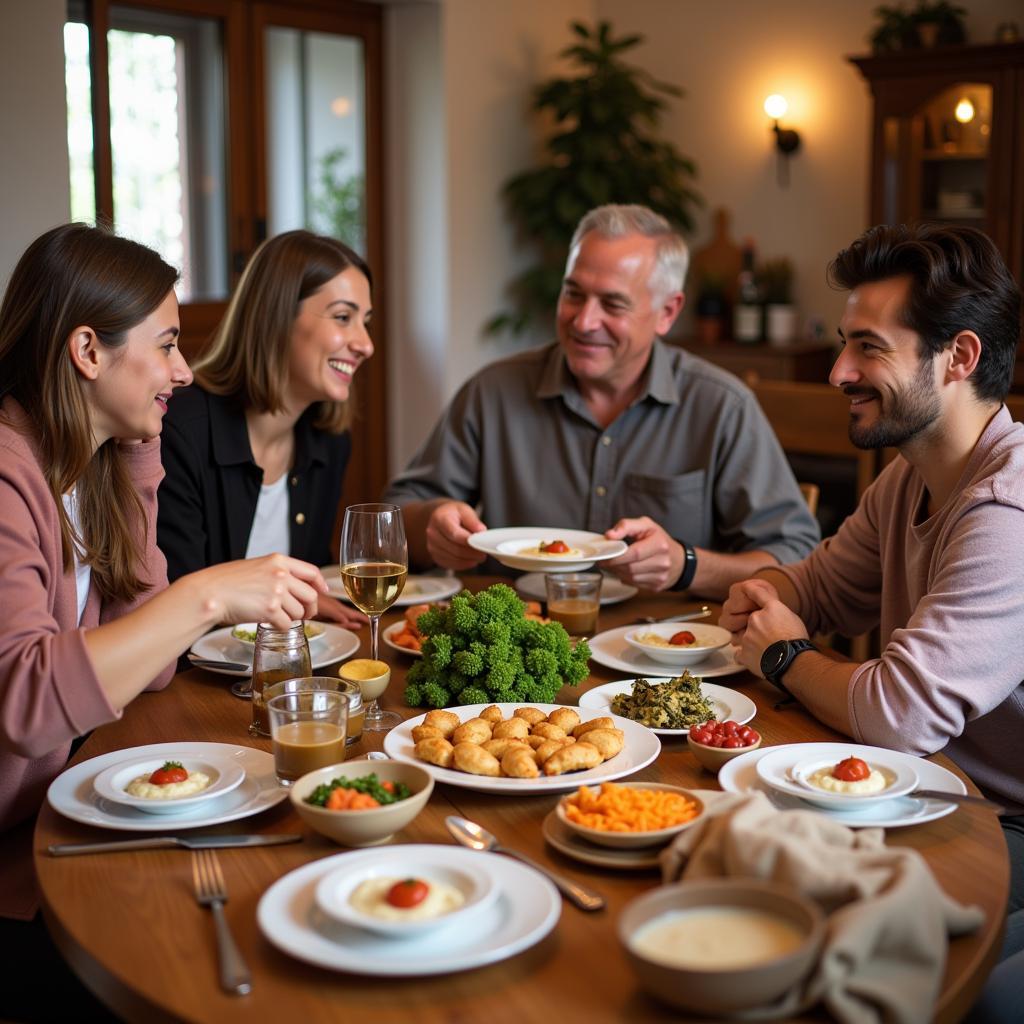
[
  {"left": 47, "top": 742, "right": 288, "bottom": 832},
  {"left": 468, "top": 528, "right": 627, "bottom": 573},
  {"left": 382, "top": 620, "right": 421, "bottom": 658},
  {"left": 188, "top": 623, "right": 360, "bottom": 677},
  {"left": 322, "top": 568, "right": 462, "bottom": 607},
  {"left": 578, "top": 679, "right": 756, "bottom": 737},
  {"left": 542, "top": 810, "right": 662, "bottom": 870},
  {"left": 718, "top": 743, "right": 967, "bottom": 828},
  {"left": 588, "top": 624, "right": 745, "bottom": 679},
  {"left": 515, "top": 572, "right": 638, "bottom": 606},
  {"left": 258, "top": 845, "right": 560, "bottom": 976},
  {"left": 93, "top": 753, "right": 246, "bottom": 815},
  {"left": 383, "top": 703, "right": 661, "bottom": 794}
]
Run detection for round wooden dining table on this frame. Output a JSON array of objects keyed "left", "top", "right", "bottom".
[{"left": 35, "top": 579, "right": 1008, "bottom": 1023}]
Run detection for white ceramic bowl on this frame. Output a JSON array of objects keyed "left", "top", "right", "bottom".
[
  {"left": 93, "top": 755, "right": 246, "bottom": 815},
  {"left": 788, "top": 753, "right": 918, "bottom": 807},
  {"left": 556, "top": 782, "right": 705, "bottom": 849},
  {"left": 230, "top": 621, "right": 327, "bottom": 648},
  {"left": 314, "top": 846, "right": 497, "bottom": 936},
  {"left": 290, "top": 760, "right": 434, "bottom": 846},
  {"left": 624, "top": 623, "right": 732, "bottom": 666}
]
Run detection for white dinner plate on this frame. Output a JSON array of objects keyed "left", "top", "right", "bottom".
[
  {"left": 467, "top": 528, "right": 627, "bottom": 573},
  {"left": 92, "top": 752, "right": 246, "bottom": 815},
  {"left": 756, "top": 746, "right": 918, "bottom": 810},
  {"left": 588, "top": 624, "right": 746, "bottom": 679},
  {"left": 514, "top": 572, "right": 638, "bottom": 606},
  {"left": 47, "top": 742, "right": 288, "bottom": 832},
  {"left": 382, "top": 620, "right": 421, "bottom": 658},
  {"left": 258, "top": 845, "right": 560, "bottom": 975},
  {"left": 718, "top": 743, "right": 967, "bottom": 828},
  {"left": 322, "top": 568, "right": 463, "bottom": 607},
  {"left": 578, "top": 679, "right": 756, "bottom": 737},
  {"left": 188, "top": 624, "right": 360, "bottom": 677},
  {"left": 228, "top": 621, "right": 327, "bottom": 648},
  {"left": 383, "top": 703, "right": 661, "bottom": 794}
]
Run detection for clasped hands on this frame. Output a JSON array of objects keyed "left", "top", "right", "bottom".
[{"left": 720, "top": 578, "right": 809, "bottom": 678}]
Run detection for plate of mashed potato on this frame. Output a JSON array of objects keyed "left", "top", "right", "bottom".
[
  {"left": 468, "top": 528, "right": 627, "bottom": 573},
  {"left": 93, "top": 753, "right": 246, "bottom": 815},
  {"left": 755, "top": 744, "right": 918, "bottom": 810}
]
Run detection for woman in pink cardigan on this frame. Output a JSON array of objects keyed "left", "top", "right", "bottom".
[{"left": 0, "top": 224, "right": 329, "bottom": 1020}]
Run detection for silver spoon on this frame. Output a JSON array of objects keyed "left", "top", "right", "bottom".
[
  {"left": 634, "top": 604, "right": 712, "bottom": 626},
  {"left": 445, "top": 815, "right": 605, "bottom": 911}
]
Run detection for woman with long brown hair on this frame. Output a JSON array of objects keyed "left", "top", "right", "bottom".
[
  {"left": 0, "top": 224, "right": 327, "bottom": 1000},
  {"left": 157, "top": 230, "right": 373, "bottom": 629}
]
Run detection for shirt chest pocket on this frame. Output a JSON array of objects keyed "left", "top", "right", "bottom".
[{"left": 621, "top": 469, "right": 707, "bottom": 544}]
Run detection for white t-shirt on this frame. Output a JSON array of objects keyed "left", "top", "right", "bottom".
[
  {"left": 61, "top": 490, "right": 91, "bottom": 625},
  {"left": 245, "top": 474, "right": 290, "bottom": 558}
]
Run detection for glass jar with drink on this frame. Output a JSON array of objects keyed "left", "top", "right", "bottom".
[
  {"left": 545, "top": 572, "right": 602, "bottom": 639},
  {"left": 249, "top": 622, "right": 312, "bottom": 737},
  {"left": 267, "top": 689, "right": 348, "bottom": 786}
]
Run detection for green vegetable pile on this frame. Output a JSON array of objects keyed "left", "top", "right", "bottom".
[
  {"left": 304, "top": 773, "right": 410, "bottom": 807},
  {"left": 403, "top": 584, "right": 590, "bottom": 708}
]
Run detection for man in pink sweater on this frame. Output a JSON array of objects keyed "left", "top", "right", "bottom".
[{"left": 721, "top": 223, "right": 1024, "bottom": 910}]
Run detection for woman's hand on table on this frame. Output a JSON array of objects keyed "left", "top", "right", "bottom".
[{"left": 314, "top": 592, "right": 369, "bottom": 630}]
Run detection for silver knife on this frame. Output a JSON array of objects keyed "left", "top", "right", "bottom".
[
  {"left": 49, "top": 834, "right": 302, "bottom": 856},
  {"left": 911, "top": 789, "right": 1003, "bottom": 812},
  {"left": 189, "top": 657, "right": 251, "bottom": 673}
]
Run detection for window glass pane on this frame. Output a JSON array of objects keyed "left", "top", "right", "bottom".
[
  {"left": 64, "top": 20, "right": 96, "bottom": 224},
  {"left": 108, "top": 7, "right": 229, "bottom": 301},
  {"left": 265, "top": 28, "right": 366, "bottom": 251}
]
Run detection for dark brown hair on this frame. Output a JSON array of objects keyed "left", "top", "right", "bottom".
[
  {"left": 193, "top": 230, "right": 372, "bottom": 433},
  {"left": 828, "top": 223, "right": 1021, "bottom": 403},
  {"left": 0, "top": 223, "right": 179, "bottom": 602}
]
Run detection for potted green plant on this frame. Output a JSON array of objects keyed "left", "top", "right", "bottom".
[
  {"left": 759, "top": 257, "right": 798, "bottom": 346},
  {"left": 912, "top": 1, "right": 967, "bottom": 47},
  {"left": 486, "top": 20, "right": 702, "bottom": 337},
  {"left": 869, "top": 5, "right": 916, "bottom": 52}
]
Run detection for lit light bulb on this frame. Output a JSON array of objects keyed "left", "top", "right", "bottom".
[
  {"left": 954, "top": 98, "right": 975, "bottom": 124},
  {"left": 764, "top": 94, "right": 788, "bottom": 120},
  {"left": 330, "top": 96, "right": 352, "bottom": 117}
]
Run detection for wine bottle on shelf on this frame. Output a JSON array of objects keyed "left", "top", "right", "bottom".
[{"left": 733, "top": 241, "right": 762, "bottom": 343}]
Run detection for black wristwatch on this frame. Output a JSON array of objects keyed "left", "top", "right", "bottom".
[
  {"left": 670, "top": 540, "right": 698, "bottom": 591},
  {"left": 760, "top": 639, "right": 817, "bottom": 695}
]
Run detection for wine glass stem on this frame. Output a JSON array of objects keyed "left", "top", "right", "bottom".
[{"left": 369, "top": 613, "right": 380, "bottom": 661}]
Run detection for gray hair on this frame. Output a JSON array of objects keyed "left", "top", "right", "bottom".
[{"left": 568, "top": 204, "right": 690, "bottom": 300}]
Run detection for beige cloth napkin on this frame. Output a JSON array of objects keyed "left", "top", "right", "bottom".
[{"left": 659, "top": 790, "right": 984, "bottom": 1024}]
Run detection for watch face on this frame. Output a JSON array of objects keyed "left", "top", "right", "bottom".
[{"left": 761, "top": 641, "right": 790, "bottom": 678}]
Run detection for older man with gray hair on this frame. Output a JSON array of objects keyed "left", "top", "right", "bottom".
[{"left": 384, "top": 204, "right": 818, "bottom": 595}]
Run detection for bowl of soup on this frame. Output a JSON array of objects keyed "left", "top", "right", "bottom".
[
  {"left": 624, "top": 623, "right": 732, "bottom": 666},
  {"left": 618, "top": 878, "right": 824, "bottom": 1014}
]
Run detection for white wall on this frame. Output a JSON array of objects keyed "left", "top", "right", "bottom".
[{"left": 0, "top": 0, "right": 70, "bottom": 289}]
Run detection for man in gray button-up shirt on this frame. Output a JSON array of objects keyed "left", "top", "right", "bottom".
[{"left": 384, "top": 205, "right": 819, "bottom": 597}]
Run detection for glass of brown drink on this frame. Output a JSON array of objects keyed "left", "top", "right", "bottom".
[
  {"left": 267, "top": 689, "right": 348, "bottom": 786},
  {"left": 545, "top": 572, "right": 602, "bottom": 639},
  {"left": 248, "top": 622, "right": 312, "bottom": 737}
]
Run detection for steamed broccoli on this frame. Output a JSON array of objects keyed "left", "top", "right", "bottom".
[{"left": 402, "top": 583, "right": 590, "bottom": 708}]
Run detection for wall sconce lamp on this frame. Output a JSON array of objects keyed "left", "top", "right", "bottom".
[{"left": 764, "top": 94, "right": 801, "bottom": 186}]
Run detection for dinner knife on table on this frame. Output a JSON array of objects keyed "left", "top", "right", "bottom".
[{"left": 49, "top": 834, "right": 303, "bottom": 856}]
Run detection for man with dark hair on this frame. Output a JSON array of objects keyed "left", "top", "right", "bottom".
[
  {"left": 721, "top": 223, "right": 1024, "bottom": 907},
  {"left": 385, "top": 203, "right": 819, "bottom": 596}
]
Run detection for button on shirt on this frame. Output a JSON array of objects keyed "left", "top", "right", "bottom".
[{"left": 384, "top": 341, "right": 820, "bottom": 565}]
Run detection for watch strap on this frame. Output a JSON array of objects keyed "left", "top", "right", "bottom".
[{"left": 671, "top": 540, "right": 698, "bottom": 591}]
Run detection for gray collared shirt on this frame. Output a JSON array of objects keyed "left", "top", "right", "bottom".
[{"left": 385, "top": 340, "right": 820, "bottom": 563}]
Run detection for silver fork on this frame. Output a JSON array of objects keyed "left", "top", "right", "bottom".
[{"left": 191, "top": 849, "right": 252, "bottom": 995}]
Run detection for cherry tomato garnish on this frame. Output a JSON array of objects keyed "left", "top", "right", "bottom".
[
  {"left": 669, "top": 630, "right": 696, "bottom": 646},
  {"left": 386, "top": 878, "right": 430, "bottom": 909},
  {"left": 148, "top": 761, "right": 188, "bottom": 786},
  {"left": 540, "top": 540, "right": 570, "bottom": 554},
  {"left": 721, "top": 721, "right": 739, "bottom": 737},
  {"left": 832, "top": 756, "right": 871, "bottom": 782}
]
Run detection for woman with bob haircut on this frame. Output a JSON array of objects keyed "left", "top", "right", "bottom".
[
  {"left": 0, "top": 224, "right": 328, "bottom": 940},
  {"left": 157, "top": 229, "right": 373, "bottom": 629}
]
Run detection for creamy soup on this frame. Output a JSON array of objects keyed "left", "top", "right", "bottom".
[
  {"left": 807, "top": 766, "right": 891, "bottom": 795},
  {"left": 349, "top": 877, "right": 465, "bottom": 922},
  {"left": 629, "top": 907, "right": 806, "bottom": 970},
  {"left": 634, "top": 632, "right": 701, "bottom": 648},
  {"left": 125, "top": 771, "right": 211, "bottom": 800}
]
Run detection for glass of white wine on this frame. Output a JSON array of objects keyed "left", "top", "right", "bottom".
[{"left": 340, "top": 503, "right": 408, "bottom": 730}]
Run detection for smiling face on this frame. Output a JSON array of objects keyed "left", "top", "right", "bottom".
[
  {"left": 86, "top": 290, "right": 191, "bottom": 446},
  {"left": 556, "top": 232, "right": 682, "bottom": 399},
  {"left": 285, "top": 267, "right": 373, "bottom": 410},
  {"left": 830, "top": 275, "right": 943, "bottom": 450}
]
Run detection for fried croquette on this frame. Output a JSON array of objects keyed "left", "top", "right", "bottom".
[
  {"left": 543, "top": 742, "right": 603, "bottom": 776},
  {"left": 414, "top": 737, "right": 454, "bottom": 768},
  {"left": 492, "top": 717, "right": 530, "bottom": 740},
  {"left": 452, "top": 717, "right": 493, "bottom": 745},
  {"left": 573, "top": 717, "right": 615, "bottom": 738},
  {"left": 577, "top": 728, "right": 624, "bottom": 760},
  {"left": 422, "top": 709, "right": 460, "bottom": 738},
  {"left": 452, "top": 742, "right": 501, "bottom": 777},
  {"left": 482, "top": 737, "right": 529, "bottom": 759},
  {"left": 533, "top": 738, "right": 573, "bottom": 764},
  {"left": 546, "top": 707, "right": 580, "bottom": 733},
  {"left": 411, "top": 724, "right": 443, "bottom": 743},
  {"left": 502, "top": 745, "right": 540, "bottom": 779},
  {"left": 530, "top": 722, "right": 567, "bottom": 742},
  {"left": 513, "top": 707, "right": 547, "bottom": 726},
  {"left": 479, "top": 704, "right": 504, "bottom": 724}
]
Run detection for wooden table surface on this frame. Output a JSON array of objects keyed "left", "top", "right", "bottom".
[{"left": 34, "top": 580, "right": 1007, "bottom": 1023}]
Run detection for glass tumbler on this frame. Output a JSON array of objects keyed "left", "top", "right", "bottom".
[{"left": 249, "top": 622, "right": 312, "bottom": 738}]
